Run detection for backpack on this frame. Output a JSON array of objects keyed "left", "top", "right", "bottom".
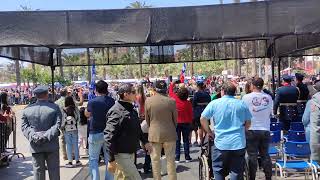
[{"left": 63, "top": 108, "right": 77, "bottom": 132}]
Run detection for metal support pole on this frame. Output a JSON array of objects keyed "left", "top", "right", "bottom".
[
  {"left": 138, "top": 46, "right": 143, "bottom": 78},
  {"left": 51, "top": 66, "right": 55, "bottom": 99},
  {"left": 49, "top": 48, "right": 55, "bottom": 100},
  {"left": 278, "top": 57, "right": 281, "bottom": 88},
  {"left": 86, "top": 48, "right": 91, "bottom": 82},
  {"left": 271, "top": 57, "right": 276, "bottom": 96}
]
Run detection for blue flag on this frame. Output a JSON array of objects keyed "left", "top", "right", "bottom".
[{"left": 88, "top": 64, "right": 96, "bottom": 100}]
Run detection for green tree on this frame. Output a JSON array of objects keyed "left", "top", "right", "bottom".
[{"left": 126, "top": 1, "right": 151, "bottom": 9}]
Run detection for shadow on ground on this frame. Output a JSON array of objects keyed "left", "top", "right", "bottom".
[{"left": 0, "top": 156, "right": 33, "bottom": 180}]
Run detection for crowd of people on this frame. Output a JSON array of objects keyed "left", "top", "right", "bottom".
[{"left": 0, "top": 72, "right": 320, "bottom": 180}]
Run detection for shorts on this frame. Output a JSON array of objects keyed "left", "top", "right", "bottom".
[{"left": 192, "top": 117, "right": 201, "bottom": 130}]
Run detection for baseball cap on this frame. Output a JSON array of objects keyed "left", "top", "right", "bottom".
[{"left": 33, "top": 86, "right": 48, "bottom": 95}]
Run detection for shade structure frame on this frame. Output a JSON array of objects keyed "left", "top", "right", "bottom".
[{"left": 0, "top": 0, "right": 319, "bottom": 66}]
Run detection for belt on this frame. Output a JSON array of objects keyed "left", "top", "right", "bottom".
[
  {"left": 197, "top": 103, "right": 209, "bottom": 106},
  {"left": 280, "top": 103, "right": 297, "bottom": 106},
  {"left": 297, "top": 100, "right": 308, "bottom": 103}
]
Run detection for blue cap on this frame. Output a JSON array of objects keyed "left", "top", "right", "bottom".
[
  {"left": 295, "top": 73, "right": 304, "bottom": 80},
  {"left": 33, "top": 86, "right": 48, "bottom": 95},
  {"left": 282, "top": 74, "right": 292, "bottom": 81},
  {"left": 196, "top": 75, "right": 205, "bottom": 84}
]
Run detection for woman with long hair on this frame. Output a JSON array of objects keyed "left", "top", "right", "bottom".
[
  {"left": 136, "top": 84, "right": 152, "bottom": 173},
  {"left": 136, "top": 85, "right": 146, "bottom": 120},
  {"left": 62, "top": 96, "right": 82, "bottom": 168},
  {"left": 169, "top": 82, "right": 193, "bottom": 162}
]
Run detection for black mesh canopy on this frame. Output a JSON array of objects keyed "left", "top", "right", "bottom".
[{"left": 0, "top": 0, "right": 319, "bottom": 66}]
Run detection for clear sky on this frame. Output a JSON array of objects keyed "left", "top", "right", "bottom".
[{"left": 1, "top": 0, "right": 250, "bottom": 11}]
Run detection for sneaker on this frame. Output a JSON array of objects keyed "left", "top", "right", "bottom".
[
  {"left": 175, "top": 157, "right": 180, "bottom": 163},
  {"left": 193, "top": 142, "right": 199, "bottom": 147},
  {"left": 65, "top": 162, "right": 74, "bottom": 168},
  {"left": 143, "top": 167, "right": 151, "bottom": 174},
  {"left": 185, "top": 156, "right": 192, "bottom": 163},
  {"left": 75, "top": 161, "right": 82, "bottom": 166}
]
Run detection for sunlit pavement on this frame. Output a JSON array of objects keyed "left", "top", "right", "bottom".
[{"left": 0, "top": 108, "right": 88, "bottom": 180}]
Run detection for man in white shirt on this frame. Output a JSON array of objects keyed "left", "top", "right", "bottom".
[{"left": 242, "top": 78, "right": 273, "bottom": 180}]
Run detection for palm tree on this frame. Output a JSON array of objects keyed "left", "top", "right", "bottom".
[
  {"left": 231, "top": 1, "right": 241, "bottom": 76},
  {"left": 20, "top": 5, "right": 40, "bottom": 84},
  {"left": 62, "top": 54, "right": 80, "bottom": 81},
  {"left": 219, "top": 0, "right": 228, "bottom": 72},
  {"left": 126, "top": 1, "right": 151, "bottom": 9},
  {"left": 127, "top": 1, "right": 151, "bottom": 78},
  {"left": 250, "top": 0, "right": 258, "bottom": 77},
  {"left": 57, "top": 49, "right": 64, "bottom": 77}
]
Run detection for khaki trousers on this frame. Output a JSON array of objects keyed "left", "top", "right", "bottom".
[
  {"left": 59, "top": 130, "right": 67, "bottom": 159},
  {"left": 151, "top": 141, "right": 177, "bottom": 180},
  {"left": 114, "top": 153, "right": 142, "bottom": 180}
]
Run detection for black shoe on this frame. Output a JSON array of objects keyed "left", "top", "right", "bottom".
[
  {"left": 143, "top": 167, "right": 151, "bottom": 174},
  {"left": 185, "top": 156, "right": 192, "bottom": 163},
  {"left": 175, "top": 157, "right": 180, "bottom": 163}
]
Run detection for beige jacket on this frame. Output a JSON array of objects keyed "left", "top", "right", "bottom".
[{"left": 145, "top": 94, "right": 177, "bottom": 143}]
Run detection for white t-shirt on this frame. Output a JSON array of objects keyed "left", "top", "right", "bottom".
[{"left": 242, "top": 92, "right": 273, "bottom": 131}]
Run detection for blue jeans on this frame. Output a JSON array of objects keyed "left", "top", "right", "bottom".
[
  {"left": 211, "top": 144, "right": 246, "bottom": 180},
  {"left": 64, "top": 130, "right": 79, "bottom": 162},
  {"left": 88, "top": 133, "right": 113, "bottom": 180},
  {"left": 175, "top": 123, "right": 191, "bottom": 160}
]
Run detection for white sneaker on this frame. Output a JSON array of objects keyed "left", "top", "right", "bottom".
[{"left": 65, "top": 162, "right": 74, "bottom": 168}]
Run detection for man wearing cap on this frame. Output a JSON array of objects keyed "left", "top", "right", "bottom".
[
  {"left": 145, "top": 80, "right": 178, "bottom": 180},
  {"left": 242, "top": 78, "right": 273, "bottom": 180},
  {"left": 274, "top": 75, "right": 299, "bottom": 131},
  {"left": 21, "top": 86, "right": 62, "bottom": 180},
  {"left": 295, "top": 73, "right": 309, "bottom": 119}
]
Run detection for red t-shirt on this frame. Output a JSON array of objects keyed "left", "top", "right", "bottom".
[{"left": 169, "top": 83, "right": 193, "bottom": 124}]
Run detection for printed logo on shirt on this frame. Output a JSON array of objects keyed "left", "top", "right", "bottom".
[{"left": 251, "top": 96, "right": 270, "bottom": 112}]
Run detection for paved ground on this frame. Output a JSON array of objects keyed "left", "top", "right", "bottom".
[
  {"left": 0, "top": 106, "right": 88, "bottom": 180},
  {"left": 0, "top": 106, "right": 312, "bottom": 180}
]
